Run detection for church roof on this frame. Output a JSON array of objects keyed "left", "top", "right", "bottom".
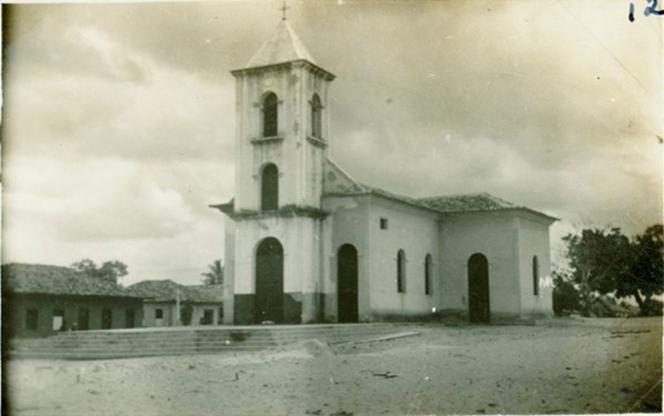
[
  {"left": 1, "top": 263, "right": 139, "bottom": 298},
  {"left": 245, "top": 20, "right": 316, "bottom": 68},
  {"left": 323, "top": 159, "right": 557, "bottom": 221},
  {"left": 210, "top": 159, "right": 556, "bottom": 222},
  {"left": 417, "top": 193, "right": 517, "bottom": 213}
]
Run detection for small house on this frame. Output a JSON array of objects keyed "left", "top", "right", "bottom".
[
  {"left": 126, "top": 280, "right": 223, "bottom": 327},
  {"left": 1, "top": 263, "right": 144, "bottom": 338}
]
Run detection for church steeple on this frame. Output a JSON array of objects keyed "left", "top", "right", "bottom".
[
  {"left": 244, "top": 20, "right": 317, "bottom": 69},
  {"left": 229, "top": 15, "right": 335, "bottom": 212}
]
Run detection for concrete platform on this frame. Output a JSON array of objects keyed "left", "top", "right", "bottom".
[{"left": 9, "top": 322, "right": 414, "bottom": 360}]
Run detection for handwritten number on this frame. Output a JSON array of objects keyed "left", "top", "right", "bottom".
[
  {"left": 645, "top": 0, "right": 664, "bottom": 15},
  {"left": 630, "top": 0, "right": 664, "bottom": 21}
]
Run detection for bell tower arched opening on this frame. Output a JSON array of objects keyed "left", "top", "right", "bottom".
[{"left": 261, "top": 163, "right": 279, "bottom": 211}]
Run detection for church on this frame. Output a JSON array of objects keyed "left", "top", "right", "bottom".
[{"left": 212, "top": 18, "right": 556, "bottom": 325}]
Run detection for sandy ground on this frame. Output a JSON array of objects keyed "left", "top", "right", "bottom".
[{"left": 4, "top": 317, "right": 662, "bottom": 416}]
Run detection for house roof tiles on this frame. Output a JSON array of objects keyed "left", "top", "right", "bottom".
[
  {"left": 1, "top": 263, "right": 139, "bottom": 298},
  {"left": 126, "top": 280, "right": 222, "bottom": 304}
]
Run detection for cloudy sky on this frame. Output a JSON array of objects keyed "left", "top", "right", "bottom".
[{"left": 3, "top": 0, "right": 662, "bottom": 285}]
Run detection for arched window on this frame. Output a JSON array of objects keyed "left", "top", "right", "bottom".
[
  {"left": 424, "top": 254, "right": 433, "bottom": 295},
  {"left": 261, "top": 163, "right": 278, "bottom": 211},
  {"left": 397, "top": 250, "right": 406, "bottom": 293},
  {"left": 262, "top": 92, "right": 278, "bottom": 137},
  {"left": 532, "top": 256, "right": 539, "bottom": 296},
  {"left": 311, "top": 94, "right": 322, "bottom": 139}
]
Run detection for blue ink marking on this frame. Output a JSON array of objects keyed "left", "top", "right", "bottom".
[
  {"left": 644, "top": 0, "right": 664, "bottom": 16},
  {"left": 630, "top": 0, "right": 664, "bottom": 20}
]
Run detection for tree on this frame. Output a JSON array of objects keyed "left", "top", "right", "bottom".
[
  {"left": 552, "top": 268, "right": 581, "bottom": 316},
  {"left": 561, "top": 225, "right": 663, "bottom": 317},
  {"left": 71, "top": 259, "right": 128, "bottom": 285},
  {"left": 618, "top": 225, "right": 663, "bottom": 315},
  {"left": 562, "top": 228, "right": 633, "bottom": 316},
  {"left": 201, "top": 260, "right": 224, "bottom": 286}
]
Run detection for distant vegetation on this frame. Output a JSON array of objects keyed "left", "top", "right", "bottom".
[
  {"left": 553, "top": 224, "right": 663, "bottom": 317},
  {"left": 70, "top": 259, "right": 128, "bottom": 285},
  {"left": 201, "top": 260, "right": 224, "bottom": 286}
]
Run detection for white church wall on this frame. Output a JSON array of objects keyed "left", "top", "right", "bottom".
[
  {"left": 516, "top": 214, "right": 555, "bottom": 318},
  {"left": 322, "top": 195, "right": 372, "bottom": 322},
  {"left": 439, "top": 211, "right": 522, "bottom": 320},
  {"left": 366, "top": 196, "right": 440, "bottom": 320},
  {"left": 299, "top": 68, "right": 329, "bottom": 207},
  {"left": 223, "top": 217, "right": 236, "bottom": 324},
  {"left": 231, "top": 215, "right": 323, "bottom": 323},
  {"left": 235, "top": 63, "right": 328, "bottom": 211},
  {"left": 234, "top": 66, "right": 316, "bottom": 211}
]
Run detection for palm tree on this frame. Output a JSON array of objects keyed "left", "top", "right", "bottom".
[{"left": 201, "top": 260, "right": 224, "bottom": 286}]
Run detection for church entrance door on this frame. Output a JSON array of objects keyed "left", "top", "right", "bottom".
[
  {"left": 255, "top": 237, "right": 284, "bottom": 324},
  {"left": 468, "top": 253, "right": 490, "bottom": 323},
  {"left": 337, "top": 244, "right": 359, "bottom": 323}
]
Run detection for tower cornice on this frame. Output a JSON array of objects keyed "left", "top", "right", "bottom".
[{"left": 230, "top": 59, "right": 335, "bottom": 81}]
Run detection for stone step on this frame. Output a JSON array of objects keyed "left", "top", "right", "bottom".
[
  {"left": 9, "top": 324, "right": 410, "bottom": 360},
  {"left": 19, "top": 328, "right": 396, "bottom": 347},
  {"left": 13, "top": 335, "right": 393, "bottom": 353},
  {"left": 9, "top": 347, "right": 269, "bottom": 360},
  {"left": 12, "top": 333, "right": 393, "bottom": 352},
  {"left": 45, "top": 327, "right": 396, "bottom": 341}
]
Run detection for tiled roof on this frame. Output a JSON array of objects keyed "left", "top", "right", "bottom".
[
  {"left": 126, "top": 280, "right": 222, "bottom": 304},
  {"left": 245, "top": 20, "right": 316, "bottom": 68},
  {"left": 211, "top": 162, "right": 555, "bottom": 220},
  {"left": 1, "top": 263, "right": 138, "bottom": 298},
  {"left": 322, "top": 159, "right": 556, "bottom": 220},
  {"left": 185, "top": 285, "right": 224, "bottom": 303},
  {"left": 417, "top": 193, "right": 517, "bottom": 213},
  {"left": 366, "top": 186, "right": 554, "bottom": 219}
]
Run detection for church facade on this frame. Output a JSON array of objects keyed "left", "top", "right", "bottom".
[{"left": 212, "top": 20, "right": 556, "bottom": 325}]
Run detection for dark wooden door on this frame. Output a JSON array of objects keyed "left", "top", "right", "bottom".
[
  {"left": 125, "top": 309, "right": 135, "bottom": 328},
  {"left": 468, "top": 253, "right": 490, "bottom": 323},
  {"left": 78, "top": 309, "right": 90, "bottom": 330},
  {"left": 102, "top": 308, "right": 113, "bottom": 329},
  {"left": 255, "top": 237, "right": 284, "bottom": 324},
  {"left": 338, "top": 244, "right": 359, "bottom": 323}
]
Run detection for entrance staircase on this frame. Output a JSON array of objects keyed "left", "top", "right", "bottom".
[{"left": 8, "top": 323, "right": 413, "bottom": 360}]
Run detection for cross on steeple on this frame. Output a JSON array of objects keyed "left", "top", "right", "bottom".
[{"left": 280, "top": 0, "right": 289, "bottom": 21}]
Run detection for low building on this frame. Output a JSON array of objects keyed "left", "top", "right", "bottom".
[
  {"left": 126, "top": 280, "right": 223, "bottom": 327},
  {"left": 1, "top": 263, "right": 144, "bottom": 338}
]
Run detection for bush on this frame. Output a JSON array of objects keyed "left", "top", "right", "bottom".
[
  {"left": 553, "top": 274, "right": 581, "bottom": 316},
  {"left": 641, "top": 298, "right": 663, "bottom": 316}
]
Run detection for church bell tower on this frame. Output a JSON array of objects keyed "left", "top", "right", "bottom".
[
  {"left": 216, "top": 16, "right": 335, "bottom": 325},
  {"left": 231, "top": 19, "right": 335, "bottom": 211}
]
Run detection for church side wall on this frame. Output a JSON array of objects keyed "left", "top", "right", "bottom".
[
  {"left": 322, "top": 195, "right": 371, "bottom": 322},
  {"left": 439, "top": 212, "right": 522, "bottom": 321},
  {"left": 517, "top": 215, "right": 554, "bottom": 318},
  {"left": 367, "top": 197, "right": 440, "bottom": 320}
]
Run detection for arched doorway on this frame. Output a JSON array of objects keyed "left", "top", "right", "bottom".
[
  {"left": 468, "top": 253, "right": 490, "bottom": 323},
  {"left": 255, "top": 237, "right": 284, "bottom": 324},
  {"left": 337, "top": 244, "right": 358, "bottom": 323}
]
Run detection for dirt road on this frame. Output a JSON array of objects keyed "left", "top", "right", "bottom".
[{"left": 5, "top": 317, "right": 661, "bottom": 415}]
